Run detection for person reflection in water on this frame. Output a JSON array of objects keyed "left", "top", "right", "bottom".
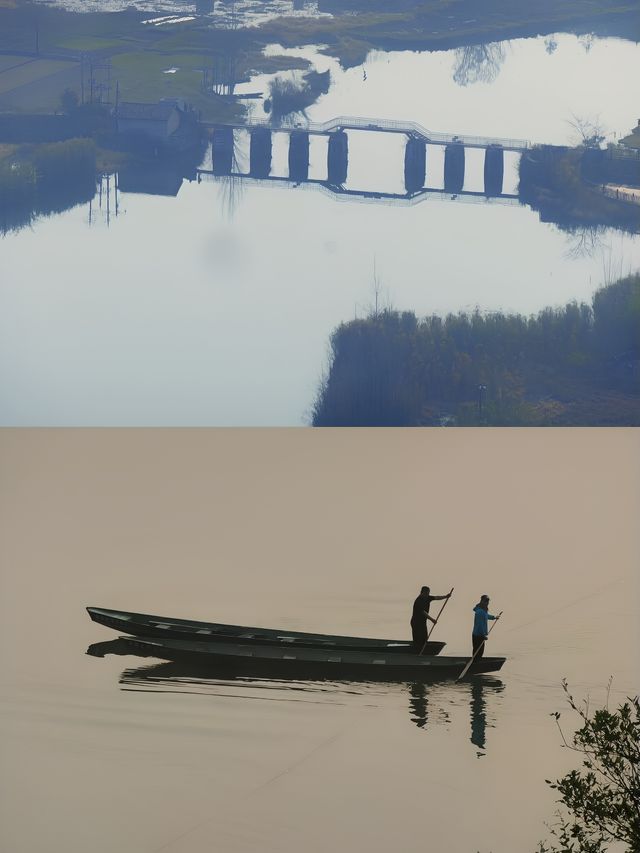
[
  {"left": 470, "top": 678, "right": 488, "bottom": 754},
  {"left": 411, "top": 586, "right": 452, "bottom": 652},
  {"left": 469, "top": 677, "right": 505, "bottom": 757},
  {"left": 472, "top": 594, "right": 498, "bottom": 659},
  {"left": 409, "top": 682, "right": 429, "bottom": 729},
  {"left": 408, "top": 677, "right": 503, "bottom": 752},
  {"left": 408, "top": 683, "right": 451, "bottom": 731}
]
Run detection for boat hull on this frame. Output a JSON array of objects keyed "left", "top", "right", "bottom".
[
  {"left": 119, "top": 636, "right": 506, "bottom": 682},
  {"left": 87, "top": 607, "right": 445, "bottom": 655}
]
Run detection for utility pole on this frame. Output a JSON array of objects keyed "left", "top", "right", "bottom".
[{"left": 478, "top": 384, "right": 487, "bottom": 421}]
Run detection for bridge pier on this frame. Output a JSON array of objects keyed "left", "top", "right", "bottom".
[
  {"left": 444, "top": 142, "right": 465, "bottom": 194},
  {"left": 327, "top": 130, "right": 348, "bottom": 186},
  {"left": 249, "top": 127, "right": 272, "bottom": 178},
  {"left": 404, "top": 136, "right": 426, "bottom": 194},
  {"left": 212, "top": 126, "right": 234, "bottom": 176},
  {"left": 483, "top": 145, "right": 504, "bottom": 197},
  {"left": 288, "top": 130, "right": 310, "bottom": 182}
]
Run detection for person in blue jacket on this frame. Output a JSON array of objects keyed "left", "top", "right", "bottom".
[{"left": 472, "top": 595, "right": 498, "bottom": 660}]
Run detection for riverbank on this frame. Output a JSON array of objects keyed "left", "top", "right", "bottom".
[
  {"left": 0, "top": 136, "right": 96, "bottom": 232},
  {"left": 312, "top": 274, "right": 640, "bottom": 427},
  {"left": 0, "top": 130, "right": 203, "bottom": 233},
  {"left": 1, "top": 0, "right": 638, "bottom": 123},
  {"left": 519, "top": 145, "right": 640, "bottom": 235},
  {"left": 261, "top": 0, "right": 640, "bottom": 67}
]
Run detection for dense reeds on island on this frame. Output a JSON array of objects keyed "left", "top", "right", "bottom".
[
  {"left": 312, "top": 274, "right": 640, "bottom": 426},
  {"left": 0, "top": 138, "right": 96, "bottom": 234}
]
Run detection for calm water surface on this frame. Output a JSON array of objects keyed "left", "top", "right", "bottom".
[
  {"left": 1, "top": 35, "right": 639, "bottom": 425},
  {"left": 1, "top": 430, "right": 638, "bottom": 853}
]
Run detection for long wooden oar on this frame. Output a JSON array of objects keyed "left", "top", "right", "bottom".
[
  {"left": 456, "top": 610, "right": 503, "bottom": 681},
  {"left": 420, "top": 587, "right": 454, "bottom": 655}
]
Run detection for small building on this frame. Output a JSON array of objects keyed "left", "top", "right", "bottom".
[{"left": 114, "top": 99, "right": 198, "bottom": 151}]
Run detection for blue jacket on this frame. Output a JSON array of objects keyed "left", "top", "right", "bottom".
[{"left": 473, "top": 606, "right": 496, "bottom": 637}]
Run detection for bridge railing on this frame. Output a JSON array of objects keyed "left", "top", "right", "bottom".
[
  {"left": 208, "top": 114, "right": 531, "bottom": 152},
  {"left": 309, "top": 115, "right": 531, "bottom": 150}
]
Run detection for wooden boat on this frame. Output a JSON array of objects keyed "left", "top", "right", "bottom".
[
  {"left": 118, "top": 635, "right": 506, "bottom": 681},
  {"left": 87, "top": 606, "right": 446, "bottom": 655}
]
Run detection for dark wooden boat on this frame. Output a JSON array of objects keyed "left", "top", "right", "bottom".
[
  {"left": 87, "top": 607, "right": 446, "bottom": 655},
  {"left": 118, "top": 635, "right": 505, "bottom": 681}
]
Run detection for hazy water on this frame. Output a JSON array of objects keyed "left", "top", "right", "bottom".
[
  {"left": 1, "top": 429, "right": 638, "bottom": 853},
  {"left": 253, "top": 35, "right": 640, "bottom": 147},
  {"left": 1, "top": 34, "right": 639, "bottom": 426}
]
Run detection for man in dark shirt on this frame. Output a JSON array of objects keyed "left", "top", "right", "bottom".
[{"left": 411, "top": 586, "right": 452, "bottom": 651}]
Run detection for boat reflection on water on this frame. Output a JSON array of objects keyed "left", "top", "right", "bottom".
[
  {"left": 87, "top": 640, "right": 505, "bottom": 753},
  {"left": 87, "top": 639, "right": 401, "bottom": 700},
  {"left": 87, "top": 639, "right": 132, "bottom": 658}
]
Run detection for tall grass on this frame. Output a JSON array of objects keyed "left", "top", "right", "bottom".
[
  {"left": 312, "top": 274, "right": 640, "bottom": 426},
  {"left": 1, "top": 139, "right": 97, "bottom": 235}
]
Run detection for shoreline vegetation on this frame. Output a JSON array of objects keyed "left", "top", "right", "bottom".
[
  {"left": 311, "top": 274, "right": 640, "bottom": 427},
  {"left": 257, "top": 0, "right": 639, "bottom": 68},
  {"left": 0, "top": 136, "right": 97, "bottom": 232},
  {"left": 537, "top": 682, "right": 639, "bottom": 853},
  {"left": 0, "top": 111, "right": 207, "bottom": 233},
  {"left": 519, "top": 146, "right": 640, "bottom": 236}
]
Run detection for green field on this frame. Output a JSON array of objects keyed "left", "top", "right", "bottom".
[
  {"left": 111, "top": 51, "right": 244, "bottom": 122},
  {"left": 0, "top": 55, "right": 33, "bottom": 71},
  {"left": 57, "top": 36, "right": 124, "bottom": 52}
]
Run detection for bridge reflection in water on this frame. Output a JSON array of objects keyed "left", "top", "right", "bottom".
[{"left": 200, "top": 116, "right": 527, "bottom": 204}]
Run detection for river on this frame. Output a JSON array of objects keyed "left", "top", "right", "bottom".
[
  {"left": 0, "top": 429, "right": 638, "bottom": 853},
  {"left": 1, "top": 33, "right": 639, "bottom": 425}
]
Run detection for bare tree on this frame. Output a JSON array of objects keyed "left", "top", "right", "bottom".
[
  {"left": 564, "top": 225, "right": 609, "bottom": 260},
  {"left": 567, "top": 113, "right": 606, "bottom": 148},
  {"left": 452, "top": 42, "right": 508, "bottom": 87}
]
